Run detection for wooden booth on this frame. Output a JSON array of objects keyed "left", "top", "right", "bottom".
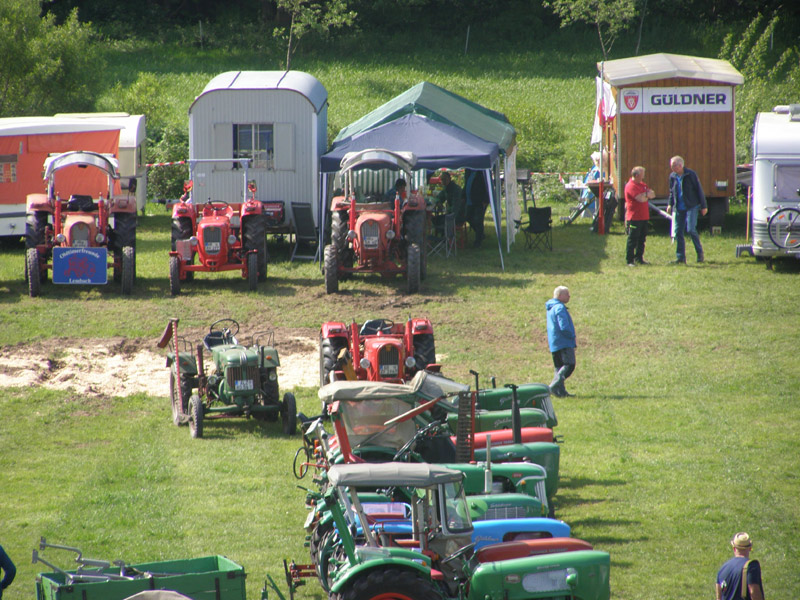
[{"left": 598, "top": 53, "right": 743, "bottom": 230}]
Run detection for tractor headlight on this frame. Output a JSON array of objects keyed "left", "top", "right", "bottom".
[
  {"left": 386, "top": 229, "right": 396, "bottom": 239},
  {"left": 55, "top": 233, "right": 66, "bottom": 243},
  {"left": 227, "top": 234, "right": 237, "bottom": 245},
  {"left": 347, "top": 230, "right": 356, "bottom": 240},
  {"left": 405, "top": 356, "right": 416, "bottom": 369},
  {"left": 269, "top": 371, "right": 277, "bottom": 381},
  {"left": 95, "top": 232, "right": 105, "bottom": 243},
  {"left": 190, "top": 236, "right": 199, "bottom": 246},
  {"left": 359, "top": 358, "right": 371, "bottom": 370}
]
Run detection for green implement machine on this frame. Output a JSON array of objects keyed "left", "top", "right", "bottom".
[
  {"left": 158, "top": 317, "right": 297, "bottom": 439},
  {"left": 32, "top": 538, "right": 246, "bottom": 600}
]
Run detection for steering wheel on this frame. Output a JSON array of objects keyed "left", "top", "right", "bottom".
[
  {"left": 205, "top": 199, "right": 229, "bottom": 209},
  {"left": 392, "top": 419, "right": 445, "bottom": 461},
  {"left": 379, "top": 319, "right": 394, "bottom": 333},
  {"left": 209, "top": 318, "right": 240, "bottom": 339},
  {"left": 441, "top": 542, "right": 476, "bottom": 565}
]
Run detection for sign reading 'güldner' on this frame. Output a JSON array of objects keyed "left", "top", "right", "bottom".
[{"left": 620, "top": 86, "right": 733, "bottom": 114}]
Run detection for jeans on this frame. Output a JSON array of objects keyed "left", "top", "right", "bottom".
[{"left": 675, "top": 206, "right": 703, "bottom": 261}]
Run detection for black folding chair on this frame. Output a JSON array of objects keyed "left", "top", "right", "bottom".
[
  {"left": 290, "top": 203, "right": 319, "bottom": 261},
  {"left": 522, "top": 206, "right": 553, "bottom": 252}
]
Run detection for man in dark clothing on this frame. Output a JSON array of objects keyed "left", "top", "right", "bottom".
[
  {"left": 667, "top": 155, "right": 707, "bottom": 263},
  {"left": 436, "top": 171, "right": 465, "bottom": 224},
  {"left": 0, "top": 544, "right": 15, "bottom": 600},
  {"left": 463, "top": 169, "right": 490, "bottom": 247},
  {"left": 716, "top": 532, "right": 764, "bottom": 600}
]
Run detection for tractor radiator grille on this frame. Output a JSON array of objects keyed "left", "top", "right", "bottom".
[
  {"left": 226, "top": 365, "right": 260, "bottom": 392},
  {"left": 479, "top": 506, "right": 529, "bottom": 521},
  {"left": 71, "top": 222, "right": 91, "bottom": 247},
  {"left": 361, "top": 220, "right": 380, "bottom": 249},
  {"left": 377, "top": 345, "right": 399, "bottom": 377},
  {"left": 203, "top": 227, "right": 222, "bottom": 254}
]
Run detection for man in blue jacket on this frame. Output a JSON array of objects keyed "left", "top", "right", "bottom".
[
  {"left": 667, "top": 155, "right": 707, "bottom": 264},
  {"left": 0, "top": 544, "right": 15, "bottom": 600},
  {"left": 546, "top": 286, "right": 576, "bottom": 397}
]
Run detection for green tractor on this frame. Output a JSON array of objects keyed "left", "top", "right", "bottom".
[
  {"left": 313, "top": 463, "right": 610, "bottom": 600},
  {"left": 157, "top": 318, "right": 297, "bottom": 439}
]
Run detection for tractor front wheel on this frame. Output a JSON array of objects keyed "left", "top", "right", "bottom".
[
  {"left": 340, "top": 569, "right": 440, "bottom": 600},
  {"left": 121, "top": 246, "right": 135, "bottom": 295},
  {"left": 282, "top": 392, "right": 297, "bottom": 435},
  {"left": 324, "top": 244, "right": 339, "bottom": 294},
  {"left": 247, "top": 252, "right": 259, "bottom": 291},
  {"left": 26, "top": 248, "right": 41, "bottom": 298},
  {"left": 406, "top": 243, "right": 421, "bottom": 294},
  {"left": 169, "top": 255, "right": 181, "bottom": 296},
  {"left": 189, "top": 395, "right": 204, "bottom": 439}
]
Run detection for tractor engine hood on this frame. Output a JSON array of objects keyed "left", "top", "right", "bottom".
[{"left": 213, "top": 346, "right": 260, "bottom": 368}]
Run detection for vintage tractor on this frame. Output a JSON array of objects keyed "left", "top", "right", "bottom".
[
  {"left": 304, "top": 463, "right": 610, "bottom": 600},
  {"left": 157, "top": 317, "right": 296, "bottom": 439},
  {"left": 24, "top": 151, "right": 137, "bottom": 297},
  {"left": 319, "top": 317, "right": 438, "bottom": 387},
  {"left": 169, "top": 158, "right": 267, "bottom": 295},
  {"left": 324, "top": 149, "right": 428, "bottom": 294}
]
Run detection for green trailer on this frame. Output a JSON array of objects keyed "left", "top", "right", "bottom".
[{"left": 34, "top": 553, "right": 246, "bottom": 600}]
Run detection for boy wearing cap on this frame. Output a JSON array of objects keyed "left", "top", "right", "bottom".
[{"left": 716, "top": 532, "right": 764, "bottom": 600}]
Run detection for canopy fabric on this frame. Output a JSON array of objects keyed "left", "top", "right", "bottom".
[
  {"left": 328, "top": 463, "right": 463, "bottom": 488},
  {"left": 318, "top": 379, "right": 417, "bottom": 403},
  {"left": 333, "top": 81, "right": 516, "bottom": 154},
  {"left": 321, "top": 114, "right": 500, "bottom": 172}
]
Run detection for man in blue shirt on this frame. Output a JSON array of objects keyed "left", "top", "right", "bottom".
[
  {"left": 716, "top": 532, "right": 764, "bottom": 600},
  {"left": 0, "top": 544, "right": 15, "bottom": 600},
  {"left": 667, "top": 155, "right": 707, "bottom": 264}
]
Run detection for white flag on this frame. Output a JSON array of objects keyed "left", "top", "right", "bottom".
[{"left": 591, "top": 76, "right": 617, "bottom": 145}]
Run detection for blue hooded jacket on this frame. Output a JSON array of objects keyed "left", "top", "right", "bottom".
[{"left": 546, "top": 298, "right": 576, "bottom": 352}]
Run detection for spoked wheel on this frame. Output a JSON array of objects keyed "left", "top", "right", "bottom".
[
  {"left": 768, "top": 207, "right": 800, "bottom": 249},
  {"left": 340, "top": 568, "right": 440, "bottom": 600},
  {"left": 281, "top": 392, "right": 297, "bottom": 435},
  {"left": 293, "top": 445, "right": 312, "bottom": 479},
  {"left": 189, "top": 395, "right": 204, "bottom": 439},
  {"left": 324, "top": 244, "right": 339, "bottom": 294},
  {"left": 406, "top": 243, "right": 421, "bottom": 294}
]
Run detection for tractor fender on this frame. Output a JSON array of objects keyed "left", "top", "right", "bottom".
[
  {"left": 109, "top": 196, "right": 137, "bottom": 214},
  {"left": 328, "top": 556, "right": 431, "bottom": 595},
  {"left": 167, "top": 351, "right": 198, "bottom": 376},
  {"left": 26, "top": 193, "right": 53, "bottom": 214},
  {"left": 241, "top": 199, "right": 263, "bottom": 217},
  {"left": 258, "top": 346, "right": 280, "bottom": 368},
  {"left": 321, "top": 322, "right": 349, "bottom": 340},
  {"left": 409, "top": 318, "right": 434, "bottom": 335},
  {"left": 171, "top": 201, "right": 195, "bottom": 220},
  {"left": 330, "top": 195, "right": 348, "bottom": 212}
]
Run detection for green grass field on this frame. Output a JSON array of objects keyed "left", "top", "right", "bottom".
[{"left": 2, "top": 32, "right": 800, "bottom": 600}]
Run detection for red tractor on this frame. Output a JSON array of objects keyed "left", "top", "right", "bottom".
[
  {"left": 319, "top": 317, "right": 438, "bottom": 387},
  {"left": 169, "top": 158, "right": 267, "bottom": 295},
  {"left": 25, "top": 151, "right": 136, "bottom": 297},
  {"left": 324, "top": 149, "right": 427, "bottom": 294}
]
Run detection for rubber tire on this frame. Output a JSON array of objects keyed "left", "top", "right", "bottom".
[
  {"left": 331, "top": 210, "right": 353, "bottom": 278},
  {"left": 169, "top": 255, "right": 181, "bottom": 296},
  {"left": 247, "top": 251, "right": 258, "bottom": 291},
  {"left": 340, "top": 568, "right": 440, "bottom": 600},
  {"left": 114, "top": 213, "right": 137, "bottom": 283},
  {"left": 25, "top": 212, "right": 48, "bottom": 249},
  {"left": 319, "top": 336, "right": 348, "bottom": 387},
  {"left": 282, "top": 392, "right": 297, "bottom": 435},
  {"left": 189, "top": 395, "right": 203, "bottom": 439},
  {"left": 170, "top": 368, "right": 190, "bottom": 426},
  {"left": 171, "top": 217, "right": 192, "bottom": 251},
  {"left": 243, "top": 216, "right": 268, "bottom": 282},
  {"left": 26, "top": 248, "right": 41, "bottom": 298},
  {"left": 406, "top": 242, "right": 421, "bottom": 294},
  {"left": 324, "top": 244, "right": 339, "bottom": 294},
  {"left": 413, "top": 333, "right": 436, "bottom": 370},
  {"left": 255, "top": 376, "right": 279, "bottom": 421},
  {"left": 121, "top": 246, "right": 134, "bottom": 295},
  {"left": 405, "top": 210, "right": 427, "bottom": 280}
]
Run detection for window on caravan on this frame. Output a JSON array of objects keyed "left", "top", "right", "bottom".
[
  {"left": 233, "top": 124, "right": 274, "bottom": 170},
  {"left": 774, "top": 165, "right": 800, "bottom": 202}
]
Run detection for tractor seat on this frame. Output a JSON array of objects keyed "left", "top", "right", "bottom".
[
  {"left": 203, "top": 331, "right": 237, "bottom": 350},
  {"left": 359, "top": 319, "right": 390, "bottom": 336}
]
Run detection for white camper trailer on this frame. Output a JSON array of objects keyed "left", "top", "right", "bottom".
[
  {"left": 747, "top": 105, "right": 800, "bottom": 258},
  {"left": 188, "top": 71, "right": 328, "bottom": 235}
]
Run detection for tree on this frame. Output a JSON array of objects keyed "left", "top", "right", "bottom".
[
  {"left": 274, "top": 0, "right": 356, "bottom": 69},
  {"left": 0, "top": 0, "right": 102, "bottom": 117},
  {"left": 543, "top": 0, "right": 638, "bottom": 60}
]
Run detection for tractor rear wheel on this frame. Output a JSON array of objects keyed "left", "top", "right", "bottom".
[
  {"left": 121, "top": 246, "right": 135, "bottom": 295},
  {"left": 406, "top": 243, "right": 421, "bottom": 294},
  {"left": 247, "top": 252, "right": 258, "bottom": 291},
  {"left": 243, "top": 217, "right": 268, "bottom": 282},
  {"left": 170, "top": 368, "right": 190, "bottom": 426},
  {"left": 255, "top": 376, "right": 279, "bottom": 421},
  {"left": 405, "top": 210, "right": 427, "bottom": 280},
  {"left": 169, "top": 255, "right": 181, "bottom": 296},
  {"left": 189, "top": 395, "right": 203, "bottom": 439},
  {"left": 324, "top": 244, "right": 339, "bottom": 294},
  {"left": 113, "top": 213, "right": 137, "bottom": 283},
  {"left": 320, "top": 336, "right": 348, "bottom": 387},
  {"left": 340, "top": 568, "right": 439, "bottom": 600},
  {"left": 26, "top": 248, "right": 41, "bottom": 298},
  {"left": 282, "top": 392, "right": 297, "bottom": 435},
  {"left": 171, "top": 216, "right": 194, "bottom": 281},
  {"left": 413, "top": 333, "right": 436, "bottom": 370},
  {"left": 331, "top": 210, "right": 353, "bottom": 278},
  {"left": 25, "top": 212, "right": 48, "bottom": 249}
]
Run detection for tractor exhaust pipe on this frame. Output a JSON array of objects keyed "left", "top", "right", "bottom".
[{"left": 505, "top": 383, "right": 522, "bottom": 445}]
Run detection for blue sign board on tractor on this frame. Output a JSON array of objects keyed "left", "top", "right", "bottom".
[{"left": 53, "top": 247, "right": 108, "bottom": 285}]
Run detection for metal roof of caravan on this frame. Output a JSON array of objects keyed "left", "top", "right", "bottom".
[
  {"left": 191, "top": 70, "right": 327, "bottom": 113},
  {"left": 0, "top": 117, "right": 123, "bottom": 137},
  {"left": 754, "top": 107, "right": 800, "bottom": 157},
  {"left": 600, "top": 53, "right": 744, "bottom": 87}
]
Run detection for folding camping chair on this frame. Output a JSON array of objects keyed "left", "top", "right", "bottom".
[
  {"left": 290, "top": 203, "right": 319, "bottom": 261},
  {"left": 521, "top": 206, "right": 553, "bottom": 252},
  {"left": 427, "top": 212, "right": 457, "bottom": 258}
]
